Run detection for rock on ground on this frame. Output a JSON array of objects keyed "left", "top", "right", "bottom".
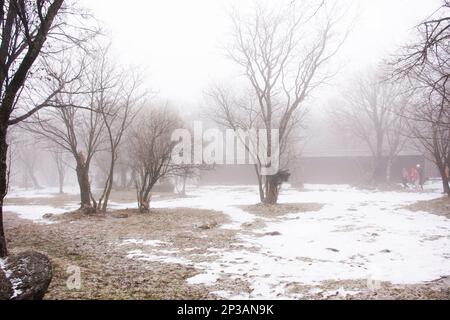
[{"left": 0, "top": 251, "right": 53, "bottom": 300}]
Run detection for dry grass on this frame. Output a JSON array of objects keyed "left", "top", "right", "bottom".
[
  {"left": 404, "top": 197, "right": 450, "bottom": 219},
  {"left": 240, "top": 202, "right": 324, "bottom": 218},
  {"left": 4, "top": 208, "right": 237, "bottom": 300},
  {"left": 3, "top": 193, "right": 450, "bottom": 300}
]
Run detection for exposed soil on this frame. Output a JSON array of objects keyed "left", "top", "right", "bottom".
[{"left": 404, "top": 197, "right": 450, "bottom": 219}]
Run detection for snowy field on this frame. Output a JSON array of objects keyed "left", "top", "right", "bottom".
[{"left": 4, "top": 183, "right": 450, "bottom": 299}]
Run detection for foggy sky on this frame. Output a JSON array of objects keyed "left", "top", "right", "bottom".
[{"left": 80, "top": 0, "right": 442, "bottom": 108}]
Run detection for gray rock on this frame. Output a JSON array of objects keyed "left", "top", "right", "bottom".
[
  {"left": 0, "top": 251, "right": 53, "bottom": 300},
  {"left": 42, "top": 213, "right": 54, "bottom": 220},
  {"left": 198, "top": 222, "right": 218, "bottom": 230}
]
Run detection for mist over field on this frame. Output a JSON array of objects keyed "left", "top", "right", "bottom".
[{"left": 0, "top": 0, "right": 449, "bottom": 302}]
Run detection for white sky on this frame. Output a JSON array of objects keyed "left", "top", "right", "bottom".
[{"left": 80, "top": 0, "right": 442, "bottom": 108}]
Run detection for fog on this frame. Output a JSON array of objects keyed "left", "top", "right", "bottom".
[{"left": 1, "top": 0, "right": 450, "bottom": 301}]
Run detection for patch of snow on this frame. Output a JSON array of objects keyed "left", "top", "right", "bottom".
[
  {"left": 159, "top": 185, "right": 448, "bottom": 298},
  {"left": 120, "top": 239, "right": 166, "bottom": 247},
  {"left": 126, "top": 249, "right": 191, "bottom": 265},
  {"left": 119, "top": 184, "right": 450, "bottom": 299},
  {"left": 7, "top": 186, "right": 79, "bottom": 198},
  {"left": 187, "top": 273, "right": 218, "bottom": 285},
  {"left": 3, "top": 204, "right": 78, "bottom": 223}
]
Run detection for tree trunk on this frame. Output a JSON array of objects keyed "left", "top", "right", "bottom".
[
  {"left": 138, "top": 193, "right": 150, "bottom": 213},
  {"left": 264, "top": 176, "right": 279, "bottom": 205},
  {"left": 438, "top": 165, "right": 450, "bottom": 196},
  {"left": 100, "top": 160, "right": 115, "bottom": 212},
  {"left": 58, "top": 173, "right": 64, "bottom": 194},
  {"left": 372, "top": 156, "right": 385, "bottom": 184},
  {"left": 75, "top": 156, "right": 93, "bottom": 212},
  {"left": 120, "top": 167, "right": 128, "bottom": 190},
  {"left": 386, "top": 158, "right": 393, "bottom": 184},
  {"left": 0, "top": 126, "right": 9, "bottom": 257},
  {"left": 253, "top": 164, "right": 265, "bottom": 203},
  {"left": 181, "top": 175, "right": 187, "bottom": 196}
]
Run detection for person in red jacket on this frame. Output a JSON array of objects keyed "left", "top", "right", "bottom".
[
  {"left": 410, "top": 166, "right": 419, "bottom": 190},
  {"left": 401, "top": 167, "right": 410, "bottom": 188}
]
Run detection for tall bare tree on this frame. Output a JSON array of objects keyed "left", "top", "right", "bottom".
[
  {"left": 51, "top": 148, "right": 67, "bottom": 194},
  {"left": 129, "top": 105, "right": 181, "bottom": 212},
  {"left": 94, "top": 46, "right": 144, "bottom": 212},
  {"left": 332, "top": 69, "right": 409, "bottom": 184},
  {"left": 207, "top": 1, "right": 346, "bottom": 204},
  {"left": 0, "top": 0, "right": 97, "bottom": 257},
  {"left": 394, "top": 0, "right": 450, "bottom": 194},
  {"left": 27, "top": 49, "right": 105, "bottom": 212}
]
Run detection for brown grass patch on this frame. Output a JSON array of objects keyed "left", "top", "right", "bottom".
[
  {"left": 240, "top": 202, "right": 324, "bottom": 218},
  {"left": 404, "top": 197, "right": 450, "bottom": 219}
]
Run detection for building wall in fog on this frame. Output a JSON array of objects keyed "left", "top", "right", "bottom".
[
  {"left": 199, "top": 154, "right": 434, "bottom": 185},
  {"left": 291, "top": 155, "right": 427, "bottom": 185}
]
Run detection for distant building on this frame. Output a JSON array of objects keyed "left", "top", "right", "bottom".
[{"left": 199, "top": 147, "right": 437, "bottom": 186}]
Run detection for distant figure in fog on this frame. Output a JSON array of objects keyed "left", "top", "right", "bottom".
[
  {"left": 410, "top": 166, "right": 420, "bottom": 190},
  {"left": 416, "top": 164, "right": 424, "bottom": 191},
  {"left": 401, "top": 168, "right": 410, "bottom": 188}
]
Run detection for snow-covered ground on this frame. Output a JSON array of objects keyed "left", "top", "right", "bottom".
[
  {"left": 7, "top": 186, "right": 80, "bottom": 198},
  {"left": 4, "top": 182, "right": 450, "bottom": 299},
  {"left": 122, "top": 183, "right": 450, "bottom": 299}
]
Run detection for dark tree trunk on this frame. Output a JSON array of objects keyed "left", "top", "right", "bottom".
[
  {"left": 264, "top": 177, "right": 279, "bottom": 205},
  {"left": 254, "top": 164, "right": 265, "bottom": 203},
  {"left": 0, "top": 126, "right": 9, "bottom": 257},
  {"left": 100, "top": 160, "right": 115, "bottom": 212},
  {"left": 75, "top": 156, "right": 93, "bottom": 212},
  {"left": 438, "top": 164, "right": 450, "bottom": 196}
]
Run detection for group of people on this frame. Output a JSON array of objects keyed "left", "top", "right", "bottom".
[{"left": 402, "top": 164, "right": 425, "bottom": 190}]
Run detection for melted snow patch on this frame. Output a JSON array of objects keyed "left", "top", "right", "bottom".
[
  {"left": 187, "top": 273, "right": 218, "bottom": 285},
  {"left": 120, "top": 239, "right": 166, "bottom": 247},
  {"left": 3, "top": 204, "right": 78, "bottom": 223},
  {"left": 126, "top": 249, "right": 190, "bottom": 265}
]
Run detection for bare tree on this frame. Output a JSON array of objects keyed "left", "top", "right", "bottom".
[
  {"left": 394, "top": 0, "right": 450, "bottom": 194},
  {"left": 0, "top": 0, "right": 97, "bottom": 257},
  {"left": 207, "top": 1, "right": 346, "bottom": 204},
  {"left": 93, "top": 46, "right": 144, "bottom": 212},
  {"left": 18, "top": 141, "right": 42, "bottom": 189},
  {"left": 332, "top": 69, "right": 409, "bottom": 184},
  {"left": 28, "top": 50, "right": 105, "bottom": 212},
  {"left": 402, "top": 82, "right": 450, "bottom": 195},
  {"left": 129, "top": 105, "right": 182, "bottom": 212},
  {"left": 50, "top": 147, "right": 68, "bottom": 194}
]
